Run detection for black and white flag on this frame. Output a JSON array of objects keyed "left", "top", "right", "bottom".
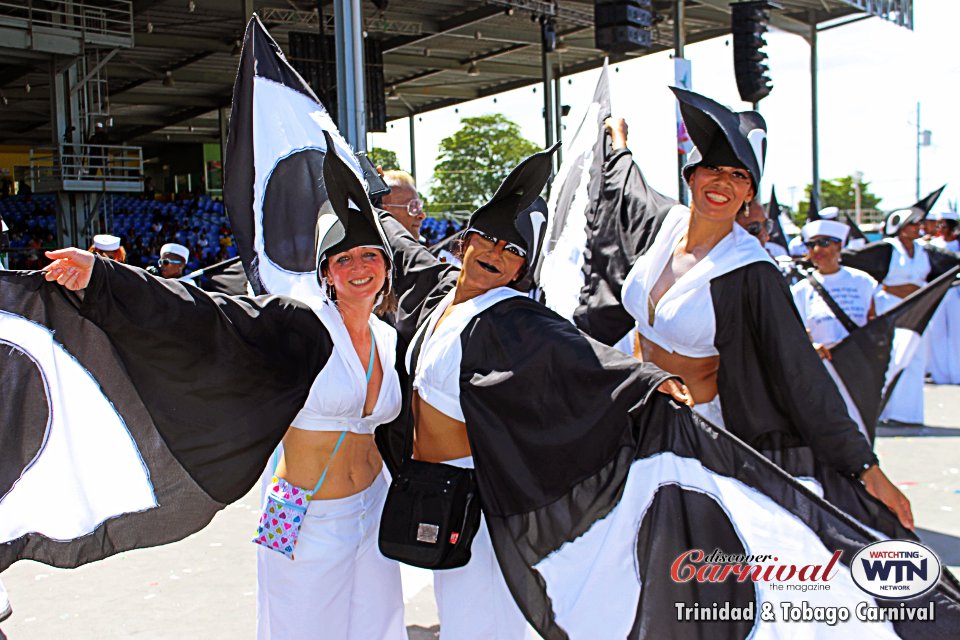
[
  {"left": 538, "top": 61, "right": 611, "bottom": 321},
  {"left": 828, "top": 266, "right": 960, "bottom": 441},
  {"left": 224, "top": 15, "right": 361, "bottom": 303}
]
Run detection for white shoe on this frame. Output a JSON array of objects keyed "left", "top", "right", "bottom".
[{"left": 0, "top": 578, "right": 11, "bottom": 623}]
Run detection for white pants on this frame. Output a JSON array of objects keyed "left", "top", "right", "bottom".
[
  {"left": 926, "top": 287, "right": 960, "bottom": 384},
  {"left": 876, "top": 290, "right": 926, "bottom": 425},
  {"left": 433, "top": 457, "right": 530, "bottom": 640},
  {"left": 256, "top": 472, "right": 405, "bottom": 640}
]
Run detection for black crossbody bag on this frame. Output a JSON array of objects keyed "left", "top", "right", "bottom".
[{"left": 378, "top": 325, "right": 482, "bottom": 569}]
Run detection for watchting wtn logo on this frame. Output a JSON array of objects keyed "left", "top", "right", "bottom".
[{"left": 850, "top": 540, "right": 942, "bottom": 600}]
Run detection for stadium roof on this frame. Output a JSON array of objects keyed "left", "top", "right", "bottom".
[{"left": 0, "top": 0, "right": 912, "bottom": 150}]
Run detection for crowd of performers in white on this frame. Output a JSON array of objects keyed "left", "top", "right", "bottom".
[{"left": 3, "top": 17, "right": 960, "bottom": 640}]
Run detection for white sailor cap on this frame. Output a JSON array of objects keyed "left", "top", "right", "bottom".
[
  {"left": 93, "top": 234, "right": 121, "bottom": 251},
  {"left": 817, "top": 206, "right": 839, "bottom": 220},
  {"left": 802, "top": 219, "right": 849, "bottom": 244},
  {"left": 160, "top": 242, "right": 189, "bottom": 261},
  {"left": 939, "top": 211, "right": 959, "bottom": 222}
]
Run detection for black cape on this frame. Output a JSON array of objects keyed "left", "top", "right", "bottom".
[
  {"left": 0, "top": 259, "right": 331, "bottom": 570},
  {"left": 842, "top": 240, "right": 960, "bottom": 283}
]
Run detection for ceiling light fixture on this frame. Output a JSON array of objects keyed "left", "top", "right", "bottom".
[
  {"left": 231, "top": 39, "right": 242, "bottom": 56},
  {"left": 554, "top": 37, "right": 568, "bottom": 53},
  {"left": 187, "top": 0, "right": 196, "bottom": 13},
  {"left": 24, "top": 83, "right": 31, "bottom": 94},
  {"left": 162, "top": 71, "right": 175, "bottom": 87},
  {"left": 387, "top": 86, "right": 399, "bottom": 100},
  {"left": 146, "top": 21, "right": 154, "bottom": 33},
  {"left": 466, "top": 61, "right": 480, "bottom": 77}
]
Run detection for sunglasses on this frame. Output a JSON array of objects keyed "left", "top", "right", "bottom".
[
  {"left": 804, "top": 238, "right": 840, "bottom": 249},
  {"left": 745, "top": 220, "right": 774, "bottom": 237},
  {"left": 158, "top": 257, "right": 185, "bottom": 266},
  {"left": 466, "top": 229, "right": 527, "bottom": 258},
  {"left": 383, "top": 198, "right": 424, "bottom": 216}
]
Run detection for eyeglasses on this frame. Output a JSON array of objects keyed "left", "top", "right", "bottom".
[
  {"left": 159, "top": 257, "right": 185, "bottom": 266},
  {"left": 465, "top": 228, "right": 527, "bottom": 258},
  {"left": 383, "top": 198, "right": 424, "bottom": 216},
  {"left": 745, "top": 220, "right": 774, "bottom": 237},
  {"left": 804, "top": 238, "right": 840, "bottom": 249}
]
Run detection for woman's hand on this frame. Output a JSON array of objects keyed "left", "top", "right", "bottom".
[
  {"left": 657, "top": 378, "right": 694, "bottom": 407},
  {"left": 42, "top": 248, "right": 95, "bottom": 291},
  {"left": 861, "top": 465, "right": 914, "bottom": 530},
  {"left": 812, "top": 342, "right": 832, "bottom": 360},
  {"left": 603, "top": 117, "right": 629, "bottom": 150}
]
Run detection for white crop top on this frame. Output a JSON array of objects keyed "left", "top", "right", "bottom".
[
  {"left": 882, "top": 237, "right": 930, "bottom": 287},
  {"left": 407, "top": 286, "right": 523, "bottom": 422},
  {"left": 291, "top": 300, "right": 401, "bottom": 434},
  {"left": 621, "top": 205, "right": 774, "bottom": 358}
]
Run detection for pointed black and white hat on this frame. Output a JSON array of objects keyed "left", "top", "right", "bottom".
[
  {"left": 672, "top": 87, "right": 766, "bottom": 194},
  {"left": 316, "top": 130, "right": 392, "bottom": 288},
  {"left": 883, "top": 184, "right": 946, "bottom": 236},
  {"left": 467, "top": 142, "right": 559, "bottom": 291}
]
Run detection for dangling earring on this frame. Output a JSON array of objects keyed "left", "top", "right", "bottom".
[{"left": 321, "top": 276, "right": 337, "bottom": 303}]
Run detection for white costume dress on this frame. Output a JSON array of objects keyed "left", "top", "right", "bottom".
[
  {"left": 925, "top": 237, "right": 960, "bottom": 384},
  {"left": 875, "top": 237, "right": 931, "bottom": 424},
  {"left": 257, "top": 299, "right": 405, "bottom": 640},
  {"left": 407, "top": 286, "right": 532, "bottom": 640}
]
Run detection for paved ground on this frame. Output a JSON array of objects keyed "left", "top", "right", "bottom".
[{"left": 2, "top": 384, "right": 959, "bottom": 639}]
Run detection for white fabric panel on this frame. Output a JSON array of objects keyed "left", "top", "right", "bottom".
[
  {"left": 875, "top": 290, "right": 926, "bottom": 424},
  {"left": 0, "top": 312, "right": 156, "bottom": 542},
  {"left": 533, "top": 453, "right": 897, "bottom": 639}
]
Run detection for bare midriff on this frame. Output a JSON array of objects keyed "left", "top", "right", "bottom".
[
  {"left": 882, "top": 283, "right": 921, "bottom": 299},
  {"left": 637, "top": 334, "right": 720, "bottom": 404},
  {"left": 276, "top": 428, "right": 383, "bottom": 499},
  {"left": 411, "top": 393, "right": 471, "bottom": 463}
]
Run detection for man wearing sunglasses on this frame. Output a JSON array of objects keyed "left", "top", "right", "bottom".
[
  {"left": 379, "top": 170, "right": 426, "bottom": 242},
  {"left": 158, "top": 242, "right": 189, "bottom": 279}
]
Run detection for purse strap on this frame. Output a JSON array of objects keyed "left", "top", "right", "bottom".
[
  {"left": 401, "top": 323, "right": 430, "bottom": 463},
  {"left": 805, "top": 273, "right": 859, "bottom": 334}
]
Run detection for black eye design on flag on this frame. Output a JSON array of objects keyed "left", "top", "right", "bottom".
[
  {"left": 0, "top": 338, "right": 50, "bottom": 500},
  {"left": 0, "top": 312, "right": 156, "bottom": 545},
  {"left": 261, "top": 148, "right": 327, "bottom": 273},
  {"left": 631, "top": 484, "right": 755, "bottom": 639}
]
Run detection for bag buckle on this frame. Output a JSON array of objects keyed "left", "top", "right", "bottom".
[{"left": 417, "top": 523, "right": 440, "bottom": 544}]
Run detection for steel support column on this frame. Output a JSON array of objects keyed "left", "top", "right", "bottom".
[
  {"left": 554, "top": 73, "right": 563, "bottom": 166},
  {"left": 542, "top": 48, "right": 555, "bottom": 163},
  {"left": 334, "top": 0, "right": 367, "bottom": 150},
  {"left": 409, "top": 113, "right": 417, "bottom": 183},
  {"left": 674, "top": 0, "right": 687, "bottom": 205},
  {"left": 810, "top": 11, "right": 820, "bottom": 214}
]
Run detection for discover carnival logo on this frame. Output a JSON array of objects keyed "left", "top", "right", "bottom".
[{"left": 850, "top": 540, "right": 942, "bottom": 600}]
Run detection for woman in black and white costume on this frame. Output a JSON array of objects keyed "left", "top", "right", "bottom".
[
  {"left": 842, "top": 193, "right": 960, "bottom": 424},
  {"left": 41, "top": 147, "right": 407, "bottom": 640},
  {"left": 790, "top": 218, "right": 877, "bottom": 361},
  {"left": 596, "top": 88, "right": 912, "bottom": 536},
  {"left": 376, "top": 146, "right": 689, "bottom": 639},
  {"left": 924, "top": 211, "right": 960, "bottom": 384}
]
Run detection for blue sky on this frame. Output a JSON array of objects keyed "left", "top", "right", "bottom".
[{"left": 369, "top": 3, "right": 957, "bottom": 213}]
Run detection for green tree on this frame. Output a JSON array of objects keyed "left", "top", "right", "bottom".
[
  {"left": 367, "top": 147, "right": 400, "bottom": 171},
  {"left": 796, "top": 175, "right": 882, "bottom": 222},
  {"left": 429, "top": 114, "right": 540, "bottom": 214}
]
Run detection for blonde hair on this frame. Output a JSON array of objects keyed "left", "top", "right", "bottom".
[{"left": 382, "top": 170, "right": 415, "bottom": 190}]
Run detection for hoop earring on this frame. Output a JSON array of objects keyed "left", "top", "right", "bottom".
[{"left": 321, "top": 276, "right": 337, "bottom": 302}]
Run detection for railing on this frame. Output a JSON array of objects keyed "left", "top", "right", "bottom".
[
  {"left": 29, "top": 144, "right": 143, "bottom": 189},
  {"left": 0, "top": 0, "right": 133, "bottom": 45}
]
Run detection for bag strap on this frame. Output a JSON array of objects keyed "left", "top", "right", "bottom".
[
  {"left": 401, "top": 323, "right": 430, "bottom": 462},
  {"left": 805, "top": 273, "right": 859, "bottom": 334},
  {"left": 273, "top": 329, "right": 378, "bottom": 494}
]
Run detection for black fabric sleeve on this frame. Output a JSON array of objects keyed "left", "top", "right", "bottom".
[
  {"left": 80, "top": 257, "right": 332, "bottom": 502},
  {"left": 573, "top": 148, "right": 676, "bottom": 345},
  {"left": 924, "top": 244, "right": 960, "bottom": 281},
  {"left": 460, "top": 297, "right": 676, "bottom": 516},
  {"left": 742, "top": 262, "right": 878, "bottom": 477},
  {"left": 378, "top": 210, "right": 459, "bottom": 343},
  {"left": 841, "top": 241, "right": 892, "bottom": 282}
]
